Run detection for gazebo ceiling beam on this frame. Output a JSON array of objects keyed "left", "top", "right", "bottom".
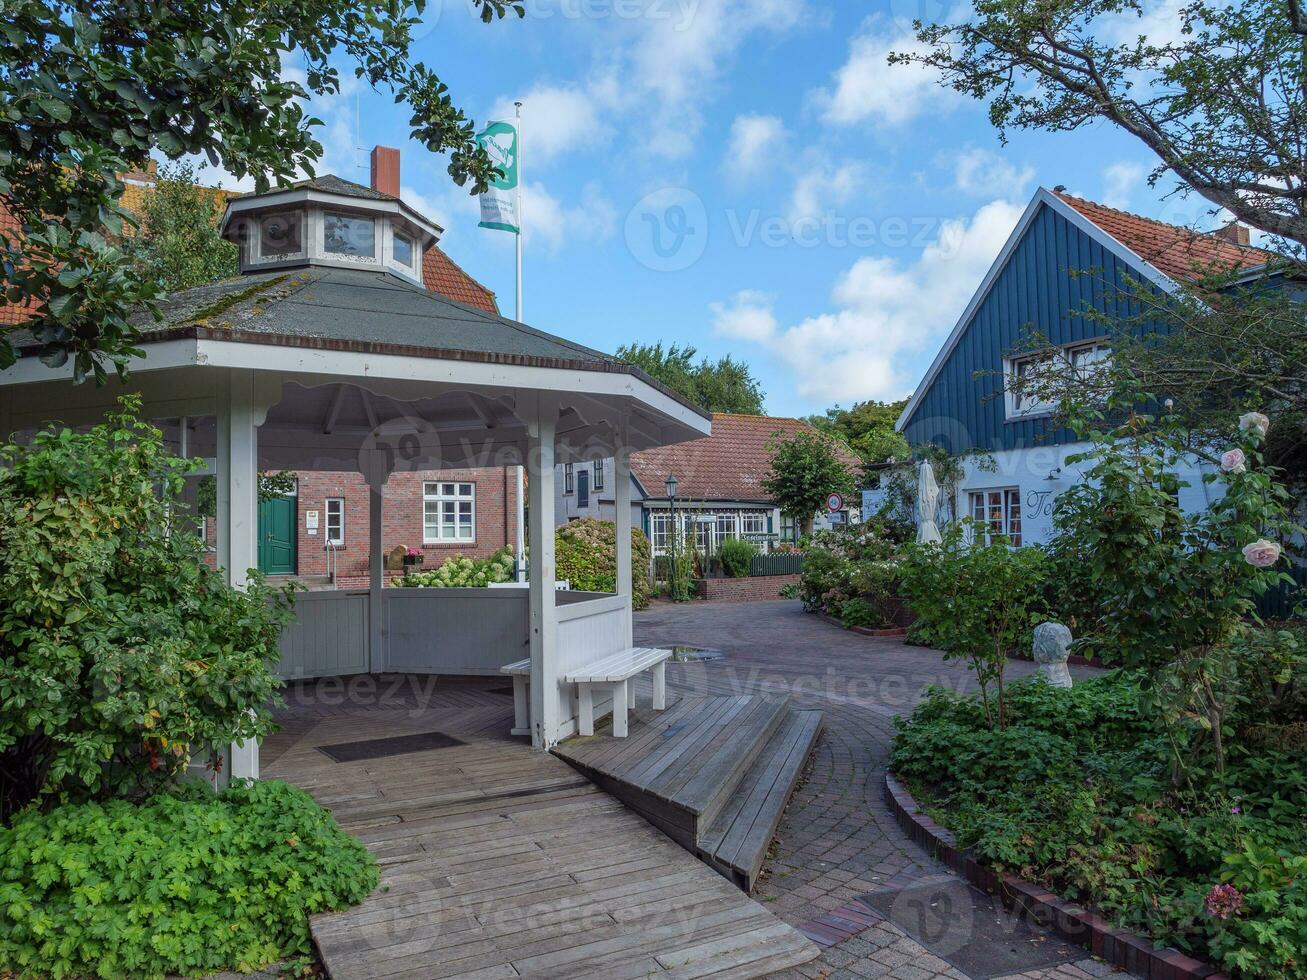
[{"left": 321, "top": 384, "right": 347, "bottom": 435}]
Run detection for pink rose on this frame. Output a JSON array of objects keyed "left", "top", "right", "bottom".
[
  {"left": 1238, "top": 412, "right": 1270, "bottom": 438},
  {"left": 1219, "top": 448, "right": 1246, "bottom": 474},
  {"left": 1242, "top": 539, "right": 1282, "bottom": 568}
]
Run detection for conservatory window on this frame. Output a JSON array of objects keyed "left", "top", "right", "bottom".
[{"left": 323, "top": 212, "right": 376, "bottom": 258}]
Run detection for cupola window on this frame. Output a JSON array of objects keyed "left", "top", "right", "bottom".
[
  {"left": 323, "top": 212, "right": 376, "bottom": 258},
  {"left": 393, "top": 232, "right": 416, "bottom": 267},
  {"left": 259, "top": 211, "right": 302, "bottom": 257}
]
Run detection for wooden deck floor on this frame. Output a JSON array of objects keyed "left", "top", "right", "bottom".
[{"left": 264, "top": 679, "right": 820, "bottom": 979}]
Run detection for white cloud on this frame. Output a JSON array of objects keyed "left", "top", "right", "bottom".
[
  {"left": 711, "top": 290, "right": 778, "bottom": 342},
  {"left": 725, "top": 114, "right": 787, "bottom": 181},
  {"left": 719, "top": 198, "right": 1027, "bottom": 403},
  {"left": 954, "top": 147, "right": 1034, "bottom": 199},
  {"left": 521, "top": 179, "right": 617, "bottom": 253},
  {"left": 814, "top": 18, "right": 957, "bottom": 127},
  {"left": 787, "top": 161, "right": 866, "bottom": 226},
  {"left": 491, "top": 85, "right": 607, "bottom": 164},
  {"left": 1101, "top": 161, "right": 1147, "bottom": 210}
]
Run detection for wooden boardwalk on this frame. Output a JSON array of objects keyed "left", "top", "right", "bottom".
[{"left": 264, "top": 679, "right": 820, "bottom": 979}]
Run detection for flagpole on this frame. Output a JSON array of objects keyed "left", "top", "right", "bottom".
[{"left": 514, "top": 100, "right": 527, "bottom": 581}]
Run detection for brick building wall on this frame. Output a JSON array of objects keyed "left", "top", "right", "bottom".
[{"left": 296, "top": 467, "right": 519, "bottom": 586}]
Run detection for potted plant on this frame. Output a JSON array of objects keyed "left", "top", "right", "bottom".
[{"left": 402, "top": 547, "right": 424, "bottom": 568}]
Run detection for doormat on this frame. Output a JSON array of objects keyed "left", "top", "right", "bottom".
[
  {"left": 317, "top": 730, "right": 465, "bottom": 763},
  {"left": 860, "top": 880, "right": 1084, "bottom": 979}
]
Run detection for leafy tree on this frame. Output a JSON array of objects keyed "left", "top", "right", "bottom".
[
  {"left": 0, "top": 398, "right": 293, "bottom": 818},
  {"left": 616, "top": 342, "right": 766, "bottom": 414},
  {"left": 125, "top": 162, "right": 238, "bottom": 292},
  {"left": 806, "top": 398, "right": 911, "bottom": 468},
  {"left": 894, "top": 0, "right": 1306, "bottom": 248},
  {"left": 0, "top": 0, "right": 522, "bottom": 382},
  {"left": 898, "top": 522, "right": 1049, "bottom": 729},
  {"left": 762, "top": 429, "right": 855, "bottom": 537}
]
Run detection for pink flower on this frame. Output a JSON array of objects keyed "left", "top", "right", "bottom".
[
  {"left": 1219, "top": 449, "right": 1246, "bottom": 474},
  {"left": 1238, "top": 412, "right": 1270, "bottom": 438},
  {"left": 1205, "top": 884, "right": 1243, "bottom": 920},
  {"left": 1242, "top": 539, "right": 1282, "bottom": 568}
]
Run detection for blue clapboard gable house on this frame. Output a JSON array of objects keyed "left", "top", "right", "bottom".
[{"left": 879, "top": 186, "right": 1280, "bottom": 547}]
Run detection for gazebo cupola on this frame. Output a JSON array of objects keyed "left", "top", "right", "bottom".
[{"left": 219, "top": 148, "right": 442, "bottom": 288}]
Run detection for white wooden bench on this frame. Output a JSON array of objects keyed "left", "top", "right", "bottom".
[
  {"left": 565, "top": 647, "right": 671, "bottom": 738},
  {"left": 500, "top": 659, "right": 532, "bottom": 736}
]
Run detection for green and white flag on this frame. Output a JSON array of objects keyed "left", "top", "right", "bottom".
[{"left": 476, "top": 120, "right": 520, "bottom": 234}]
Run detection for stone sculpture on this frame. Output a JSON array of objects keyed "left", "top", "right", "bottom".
[{"left": 1032, "top": 621, "right": 1073, "bottom": 689}]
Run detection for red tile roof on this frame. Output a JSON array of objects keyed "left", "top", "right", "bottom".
[
  {"left": 1054, "top": 191, "right": 1275, "bottom": 283},
  {"left": 422, "top": 245, "right": 498, "bottom": 314},
  {"left": 630, "top": 414, "right": 860, "bottom": 503}
]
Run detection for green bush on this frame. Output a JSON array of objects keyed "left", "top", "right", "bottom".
[
  {"left": 796, "top": 518, "right": 903, "bottom": 626},
  {"left": 555, "top": 518, "right": 652, "bottom": 610},
  {"left": 0, "top": 399, "right": 293, "bottom": 819},
  {"left": 718, "top": 538, "right": 757, "bottom": 578},
  {"left": 0, "top": 779, "right": 378, "bottom": 979},
  {"left": 898, "top": 522, "right": 1049, "bottom": 728},
  {"left": 395, "top": 546, "right": 516, "bottom": 588},
  {"left": 893, "top": 675, "right": 1307, "bottom": 978}
]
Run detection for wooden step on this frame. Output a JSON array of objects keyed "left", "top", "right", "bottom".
[
  {"left": 552, "top": 696, "right": 790, "bottom": 852},
  {"left": 697, "top": 709, "right": 824, "bottom": 892}
]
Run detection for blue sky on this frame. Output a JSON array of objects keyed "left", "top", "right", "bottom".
[{"left": 235, "top": 0, "right": 1225, "bottom": 418}]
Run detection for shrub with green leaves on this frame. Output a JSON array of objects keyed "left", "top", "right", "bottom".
[
  {"left": 0, "top": 779, "right": 378, "bottom": 979},
  {"left": 395, "top": 546, "right": 516, "bottom": 588},
  {"left": 0, "top": 399, "right": 293, "bottom": 819},
  {"left": 718, "top": 537, "right": 757, "bottom": 578},
  {"left": 796, "top": 518, "right": 904, "bottom": 626},
  {"left": 893, "top": 675, "right": 1307, "bottom": 979},
  {"left": 555, "top": 518, "right": 652, "bottom": 610},
  {"left": 898, "top": 522, "right": 1049, "bottom": 729}
]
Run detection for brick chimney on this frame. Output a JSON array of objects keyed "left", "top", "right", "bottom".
[
  {"left": 1214, "top": 221, "right": 1250, "bottom": 247},
  {"left": 370, "top": 146, "right": 400, "bottom": 197}
]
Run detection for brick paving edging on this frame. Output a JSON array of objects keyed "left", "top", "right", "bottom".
[{"left": 883, "top": 774, "right": 1227, "bottom": 980}]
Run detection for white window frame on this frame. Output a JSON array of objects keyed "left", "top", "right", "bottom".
[
  {"left": 322, "top": 210, "right": 376, "bottom": 259},
  {"left": 741, "top": 512, "right": 767, "bottom": 540},
  {"left": 968, "top": 487, "right": 1023, "bottom": 547},
  {"left": 423, "top": 481, "right": 476, "bottom": 544},
  {"left": 325, "top": 497, "right": 345, "bottom": 546},
  {"left": 564, "top": 463, "right": 574, "bottom": 494},
  {"left": 1005, "top": 339, "right": 1111, "bottom": 419},
  {"left": 392, "top": 231, "right": 416, "bottom": 268},
  {"left": 592, "top": 459, "right": 604, "bottom": 491}
]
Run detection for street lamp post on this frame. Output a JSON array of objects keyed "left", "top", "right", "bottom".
[{"left": 665, "top": 474, "right": 679, "bottom": 601}]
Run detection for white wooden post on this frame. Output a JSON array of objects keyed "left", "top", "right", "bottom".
[
  {"left": 614, "top": 442, "right": 634, "bottom": 649},
  {"left": 217, "top": 370, "right": 262, "bottom": 780},
  {"left": 527, "top": 393, "right": 559, "bottom": 749}
]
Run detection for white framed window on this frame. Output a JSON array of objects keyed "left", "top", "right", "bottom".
[
  {"left": 392, "top": 232, "right": 415, "bottom": 267},
  {"left": 968, "top": 488, "right": 1023, "bottom": 547},
  {"left": 423, "top": 481, "right": 475, "bottom": 543},
  {"left": 650, "top": 512, "right": 673, "bottom": 551},
  {"left": 564, "top": 463, "right": 574, "bottom": 494},
  {"left": 741, "top": 512, "right": 767, "bottom": 539},
  {"left": 325, "top": 497, "right": 345, "bottom": 546},
  {"left": 323, "top": 211, "right": 376, "bottom": 258},
  {"left": 1006, "top": 340, "right": 1111, "bottom": 419},
  {"left": 256, "top": 210, "right": 303, "bottom": 259},
  {"left": 592, "top": 460, "right": 604, "bottom": 490},
  {"left": 714, "top": 513, "right": 738, "bottom": 550}
]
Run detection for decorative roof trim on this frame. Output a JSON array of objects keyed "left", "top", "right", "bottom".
[{"left": 895, "top": 187, "right": 1181, "bottom": 433}]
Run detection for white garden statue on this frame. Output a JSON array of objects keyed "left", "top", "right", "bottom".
[{"left": 1032, "top": 622, "right": 1074, "bottom": 689}]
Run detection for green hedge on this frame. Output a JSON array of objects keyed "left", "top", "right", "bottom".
[
  {"left": 0, "top": 780, "right": 377, "bottom": 979},
  {"left": 556, "top": 519, "right": 652, "bottom": 610}
]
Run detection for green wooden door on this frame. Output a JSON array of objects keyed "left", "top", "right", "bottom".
[{"left": 258, "top": 496, "right": 297, "bottom": 575}]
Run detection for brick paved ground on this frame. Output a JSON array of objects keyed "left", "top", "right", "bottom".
[{"left": 634, "top": 599, "right": 1128, "bottom": 980}]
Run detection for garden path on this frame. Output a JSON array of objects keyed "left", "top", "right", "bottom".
[{"left": 635, "top": 599, "right": 1123, "bottom": 980}]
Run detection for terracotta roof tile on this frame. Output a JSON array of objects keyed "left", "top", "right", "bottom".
[
  {"left": 423, "top": 246, "right": 498, "bottom": 314},
  {"left": 1054, "top": 191, "right": 1275, "bottom": 282},
  {"left": 630, "top": 413, "right": 859, "bottom": 503}
]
